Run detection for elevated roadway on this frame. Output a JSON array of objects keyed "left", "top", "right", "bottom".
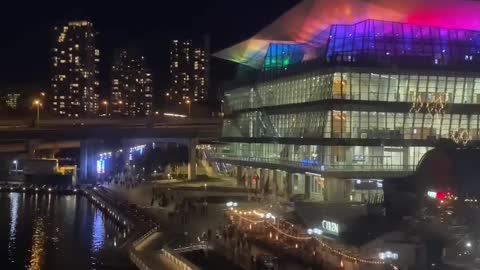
[{"left": 0, "top": 117, "right": 222, "bottom": 141}]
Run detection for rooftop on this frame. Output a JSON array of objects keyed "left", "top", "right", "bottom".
[{"left": 215, "top": 0, "right": 480, "bottom": 69}]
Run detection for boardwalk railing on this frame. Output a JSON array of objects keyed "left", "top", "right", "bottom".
[
  {"left": 129, "top": 251, "right": 153, "bottom": 270},
  {"left": 161, "top": 247, "right": 201, "bottom": 270}
]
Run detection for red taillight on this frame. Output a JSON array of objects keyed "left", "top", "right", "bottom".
[{"left": 436, "top": 192, "right": 446, "bottom": 200}]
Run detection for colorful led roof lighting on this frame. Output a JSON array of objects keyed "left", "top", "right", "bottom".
[{"left": 215, "top": 0, "right": 480, "bottom": 69}]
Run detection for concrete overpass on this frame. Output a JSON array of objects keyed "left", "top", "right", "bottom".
[
  {"left": 0, "top": 117, "right": 222, "bottom": 182},
  {"left": 0, "top": 117, "right": 221, "bottom": 140}
]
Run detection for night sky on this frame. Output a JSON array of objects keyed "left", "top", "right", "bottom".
[{"left": 0, "top": 0, "right": 300, "bottom": 99}]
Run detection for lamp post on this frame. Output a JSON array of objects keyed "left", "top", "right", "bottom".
[
  {"left": 186, "top": 100, "right": 191, "bottom": 116},
  {"left": 118, "top": 100, "right": 123, "bottom": 115},
  {"left": 13, "top": 160, "right": 17, "bottom": 172},
  {"left": 102, "top": 100, "right": 109, "bottom": 116},
  {"left": 33, "top": 100, "right": 40, "bottom": 127},
  {"left": 204, "top": 183, "right": 207, "bottom": 201}
]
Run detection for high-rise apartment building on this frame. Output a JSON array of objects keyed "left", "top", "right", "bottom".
[
  {"left": 51, "top": 21, "right": 99, "bottom": 117},
  {"left": 167, "top": 37, "right": 209, "bottom": 105},
  {"left": 111, "top": 49, "right": 153, "bottom": 116},
  {"left": 3, "top": 93, "right": 21, "bottom": 110}
]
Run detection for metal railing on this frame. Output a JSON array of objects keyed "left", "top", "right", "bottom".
[
  {"left": 132, "top": 226, "right": 159, "bottom": 248},
  {"left": 212, "top": 155, "right": 416, "bottom": 172},
  {"left": 129, "top": 252, "right": 153, "bottom": 270},
  {"left": 161, "top": 247, "right": 201, "bottom": 270}
]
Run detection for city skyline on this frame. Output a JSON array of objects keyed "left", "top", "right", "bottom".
[
  {"left": 1, "top": 1, "right": 480, "bottom": 270},
  {"left": 0, "top": 0, "right": 300, "bottom": 103}
]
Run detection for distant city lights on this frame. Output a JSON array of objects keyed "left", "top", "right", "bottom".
[{"left": 164, "top": 113, "right": 187, "bottom": 118}]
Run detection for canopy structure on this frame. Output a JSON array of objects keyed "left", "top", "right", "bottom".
[{"left": 215, "top": 0, "right": 480, "bottom": 69}]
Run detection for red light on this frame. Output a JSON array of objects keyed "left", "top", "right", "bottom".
[{"left": 436, "top": 192, "right": 446, "bottom": 200}]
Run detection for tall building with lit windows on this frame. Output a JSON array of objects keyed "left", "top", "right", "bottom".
[
  {"left": 3, "top": 93, "right": 21, "bottom": 110},
  {"left": 111, "top": 49, "right": 153, "bottom": 116},
  {"left": 167, "top": 37, "right": 209, "bottom": 105},
  {"left": 212, "top": 0, "right": 480, "bottom": 205},
  {"left": 51, "top": 21, "right": 99, "bottom": 117}
]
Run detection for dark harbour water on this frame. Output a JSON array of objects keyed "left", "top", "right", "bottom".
[{"left": 0, "top": 192, "right": 135, "bottom": 270}]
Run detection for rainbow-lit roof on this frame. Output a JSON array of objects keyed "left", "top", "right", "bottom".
[{"left": 215, "top": 0, "right": 480, "bottom": 69}]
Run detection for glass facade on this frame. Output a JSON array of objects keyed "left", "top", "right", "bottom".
[
  {"left": 263, "top": 43, "right": 308, "bottom": 71},
  {"left": 226, "top": 71, "right": 480, "bottom": 111},
  {"left": 326, "top": 20, "right": 480, "bottom": 68},
  {"left": 223, "top": 70, "right": 480, "bottom": 141},
  {"left": 219, "top": 68, "right": 478, "bottom": 173},
  {"left": 216, "top": 143, "right": 429, "bottom": 172},
  {"left": 217, "top": 19, "right": 480, "bottom": 175}
]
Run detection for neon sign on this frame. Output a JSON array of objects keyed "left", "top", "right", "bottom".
[{"left": 322, "top": 220, "right": 339, "bottom": 236}]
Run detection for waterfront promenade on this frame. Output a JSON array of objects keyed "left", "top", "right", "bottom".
[{"left": 103, "top": 180, "right": 310, "bottom": 270}]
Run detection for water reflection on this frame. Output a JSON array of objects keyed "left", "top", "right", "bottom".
[
  {"left": 0, "top": 194, "right": 133, "bottom": 270},
  {"left": 28, "top": 217, "right": 46, "bottom": 270},
  {"left": 91, "top": 210, "right": 105, "bottom": 253},
  {"left": 8, "top": 192, "right": 19, "bottom": 262}
]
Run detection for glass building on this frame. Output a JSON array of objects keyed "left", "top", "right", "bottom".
[{"left": 212, "top": 0, "right": 480, "bottom": 202}]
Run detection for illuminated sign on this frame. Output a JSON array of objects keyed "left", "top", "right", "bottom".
[
  {"left": 379, "top": 251, "right": 399, "bottom": 260},
  {"left": 301, "top": 159, "right": 319, "bottom": 166},
  {"left": 427, "top": 191, "right": 446, "bottom": 200},
  {"left": 307, "top": 228, "right": 323, "bottom": 236},
  {"left": 321, "top": 220, "right": 339, "bottom": 236},
  {"left": 96, "top": 159, "right": 105, "bottom": 174}
]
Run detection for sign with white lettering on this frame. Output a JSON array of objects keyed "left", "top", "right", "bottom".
[{"left": 321, "top": 220, "right": 339, "bottom": 236}]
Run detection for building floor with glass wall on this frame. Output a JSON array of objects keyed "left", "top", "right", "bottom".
[{"left": 212, "top": 4, "right": 480, "bottom": 203}]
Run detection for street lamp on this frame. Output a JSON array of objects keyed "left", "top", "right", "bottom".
[
  {"left": 185, "top": 100, "right": 191, "bottom": 116},
  {"left": 204, "top": 183, "right": 207, "bottom": 203},
  {"left": 33, "top": 100, "right": 41, "bottom": 126},
  {"left": 13, "top": 160, "right": 17, "bottom": 172},
  {"left": 102, "top": 100, "right": 108, "bottom": 116}
]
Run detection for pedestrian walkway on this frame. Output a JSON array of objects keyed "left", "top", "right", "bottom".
[
  {"left": 106, "top": 183, "right": 312, "bottom": 270},
  {"left": 213, "top": 237, "right": 308, "bottom": 270}
]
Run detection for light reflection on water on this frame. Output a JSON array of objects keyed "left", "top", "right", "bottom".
[
  {"left": 91, "top": 210, "right": 106, "bottom": 253},
  {"left": 28, "top": 217, "right": 46, "bottom": 270},
  {"left": 8, "top": 192, "right": 19, "bottom": 263},
  {"left": 0, "top": 193, "right": 133, "bottom": 270}
]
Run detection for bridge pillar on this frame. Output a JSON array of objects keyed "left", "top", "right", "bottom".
[
  {"left": 236, "top": 165, "right": 244, "bottom": 187},
  {"left": 27, "top": 140, "right": 37, "bottom": 158},
  {"left": 80, "top": 140, "right": 99, "bottom": 183},
  {"left": 403, "top": 146, "right": 410, "bottom": 170},
  {"left": 187, "top": 139, "right": 197, "bottom": 181},
  {"left": 286, "top": 173, "right": 294, "bottom": 197},
  {"left": 305, "top": 174, "right": 312, "bottom": 200},
  {"left": 272, "top": 170, "right": 282, "bottom": 198}
]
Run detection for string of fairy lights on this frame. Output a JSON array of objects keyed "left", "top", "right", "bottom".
[{"left": 229, "top": 209, "right": 398, "bottom": 268}]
